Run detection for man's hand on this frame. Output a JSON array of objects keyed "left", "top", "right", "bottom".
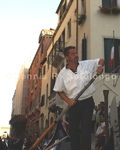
[
  {"left": 67, "top": 99, "right": 76, "bottom": 107},
  {"left": 96, "top": 66, "right": 104, "bottom": 75},
  {"left": 58, "top": 92, "right": 76, "bottom": 107}
]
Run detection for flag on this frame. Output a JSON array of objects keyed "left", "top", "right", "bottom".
[
  {"left": 110, "top": 96, "right": 119, "bottom": 150},
  {"left": 110, "top": 31, "right": 114, "bottom": 68},
  {"left": 110, "top": 96, "right": 118, "bottom": 127},
  {"left": 110, "top": 46, "right": 114, "bottom": 68}
]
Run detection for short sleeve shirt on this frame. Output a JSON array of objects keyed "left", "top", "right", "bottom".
[
  {"left": 96, "top": 122, "right": 105, "bottom": 135},
  {"left": 53, "top": 59, "right": 100, "bottom": 100}
]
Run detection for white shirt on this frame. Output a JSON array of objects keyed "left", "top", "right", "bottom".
[
  {"left": 96, "top": 122, "right": 105, "bottom": 135},
  {"left": 53, "top": 59, "right": 100, "bottom": 100}
]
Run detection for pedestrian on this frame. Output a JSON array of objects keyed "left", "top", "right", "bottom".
[
  {"left": 60, "top": 117, "right": 69, "bottom": 132},
  {"left": 96, "top": 101, "right": 105, "bottom": 129},
  {"left": 95, "top": 104, "right": 102, "bottom": 128},
  {"left": 91, "top": 105, "right": 98, "bottom": 133},
  {"left": 58, "top": 117, "right": 69, "bottom": 139},
  {"left": 24, "top": 136, "right": 33, "bottom": 150},
  {"left": 95, "top": 113, "right": 106, "bottom": 150},
  {"left": 53, "top": 46, "right": 104, "bottom": 150},
  {"left": 0, "top": 136, "right": 7, "bottom": 150},
  {"left": 99, "top": 101, "right": 105, "bottom": 114}
]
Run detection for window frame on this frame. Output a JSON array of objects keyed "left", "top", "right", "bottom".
[
  {"left": 67, "top": 19, "right": 71, "bottom": 39},
  {"left": 102, "top": 0, "right": 117, "bottom": 6},
  {"left": 104, "top": 37, "right": 120, "bottom": 73}
]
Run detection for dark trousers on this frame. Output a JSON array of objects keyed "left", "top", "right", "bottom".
[{"left": 68, "top": 96, "right": 94, "bottom": 150}]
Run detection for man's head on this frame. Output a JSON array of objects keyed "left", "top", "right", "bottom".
[
  {"left": 100, "top": 113, "right": 105, "bottom": 122},
  {"left": 100, "top": 101, "right": 105, "bottom": 108},
  {"left": 64, "top": 46, "right": 76, "bottom": 56},
  {"left": 64, "top": 46, "right": 78, "bottom": 63}
]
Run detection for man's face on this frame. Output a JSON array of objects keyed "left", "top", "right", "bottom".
[
  {"left": 100, "top": 115, "right": 105, "bottom": 122},
  {"left": 100, "top": 102, "right": 105, "bottom": 108},
  {"left": 66, "top": 49, "right": 79, "bottom": 63}
]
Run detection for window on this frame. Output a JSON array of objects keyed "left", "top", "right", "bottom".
[
  {"left": 38, "top": 68, "right": 41, "bottom": 77},
  {"left": 104, "top": 38, "right": 120, "bottom": 73},
  {"left": 67, "top": 19, "right": 71, "bottom": 39},
  {"left": 30, "top": 101, "right": 32, "bottom": 111},
  {"left": 46, "top": 84, "right": 48, "bottom": 107},
  {"left": 45, "top": 119, "right": 49, "bottom": 128},
  {"left": 36, "top": 120, "right": 39, "bottom": 135},
  {"left": 28, "top": 70, "right": 31, "bottom": 79},
  {"left": 81, "top": 0, "right": 86, "bottom": 13},
  {"left": 61, "top": 29, "right": 65, "bottom": 52},
  {"left": 60, "top": 5, "right": 63, "bottom": 20},
  {"left": 60, "top": 2, "right": 66, "bottom": 20},
  {"left": 67, "top": 0, "right": 70, "bottom": 4},
  {"left": 63, "top": 1, "right": 66, "bottom": 12},
  {"left": 50, "top": 76, "right": 56, "bottom": 93},
  {"left": 102, "top": 0, "right": 117, "bottom": 6},
  {"left": 57, "top": 38, "right": 64, "bottom": 52},
  {"left": 41, "top": 114, "right": 44, "bottom": 129},
  {"left": 32, "top": 80, "right": 34, "bottom": 89},
  {"left": 41, "top": 44, "right": 44, "bottom": 55},
  {"left": 34, "top": 56, "right": 38, "bottom": 68},
  {"left": 43, "top": 65, "right": 46, "bottom": 76},
  {"left": 40, "top": 95, "right": 45, "bottom": 107},
  {"left": 82, "top": 37, "right": 87, "bottom": 60}
]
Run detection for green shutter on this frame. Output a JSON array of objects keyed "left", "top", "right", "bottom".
[{"left": 104, "top": 38, "right": 113, "bottom": 73}]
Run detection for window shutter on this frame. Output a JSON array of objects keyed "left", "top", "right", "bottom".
[{"left": 82, "top": 38, "right": 87, "bottom": 60}]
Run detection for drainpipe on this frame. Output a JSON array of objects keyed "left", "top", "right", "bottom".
[
  {"left": 76, "top": 0, "right": 78, "bottom": 51},
  {"left": 50, "top": 36, "right": 54, "bottom": 94},
  {"left": 48, "top": 36, "right": 54, "bottom": 127}
]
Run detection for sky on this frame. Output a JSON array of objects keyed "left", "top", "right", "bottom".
[{"left": 0, "top": 0, "right": 61, "bottom": 127}]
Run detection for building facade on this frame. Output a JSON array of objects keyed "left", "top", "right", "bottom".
[
  {"left": 25, "top": 29, "right": 55, "bottom": 142},
  {"left": 9, "top": 64, "right": 29, "bottom": 138},
  {"left": 10, "top": 0, "right": 120, "bottom": 144},
  {"left": 39, "top": 0, "right": 120, "bottom": 137}
]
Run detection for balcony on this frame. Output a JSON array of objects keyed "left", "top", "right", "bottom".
[
  {"left": 31, "top": 89, "right": 33, "bottom": 94},
  {"left": 35, "top": 104, "right": 40, "bottom": 112},
  {"left": 48, "top": 41, "right": 65, "bottom": 68},
  {"left": 29, "top": 111, "right": 31, "bottom": 116},
  {"left": 25, "top": 114, "right": 29, "bottom": 119},
  {"left": 31, "top": 107, "right": 36, "bottom": 115},
  {"left": 98, "top": 5, "right": 120, "bottom": 15},
  {"left": 48, "top": 92, "right": 56, "bottom": 108},
  {"left": 52, "top": 51, "right": 64, "bottom": 68}
]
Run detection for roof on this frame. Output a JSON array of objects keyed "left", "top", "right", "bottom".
[{"left": 56, "top": 0, "right": 64, "bottom": 13}]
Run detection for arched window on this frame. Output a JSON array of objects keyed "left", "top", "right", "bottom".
[{"left": 46, "top": 84, "right": 48, "bottom": 107}]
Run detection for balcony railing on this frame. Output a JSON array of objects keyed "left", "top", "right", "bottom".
[
  {"left": 48, "top": 41, "right": 65, "bottom": 68},
  {"left": 52, "top": 51, "right": 64, "bottom": 68},
  {"left": 48, "top": 92, "right": 56, "bottom": 108},
  {"left": 35, "top": 104, "right": 40, "bottom": 112}
]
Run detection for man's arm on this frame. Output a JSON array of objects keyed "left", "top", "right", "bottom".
[
  {"left": 96, "top": 59, "right": 105, "bottom": 75},
  {"left": 58, "top": 91, "right": 76, "bottom": 107},
  {"left": 95, "top": 125, "right": 106, "bottom": 137},
  {"left": 98, "top": 59, "right": 104, "bottom": 67}
]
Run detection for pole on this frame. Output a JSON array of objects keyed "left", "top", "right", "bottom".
[
  {"left": 29, "top": 73, "right": 99, "bottom": 150},
  {"left": 103, "top": 90, "right": 109, "bottom": 144},
  {"left": 76, "top": 0, "right": 78, "bottom": 51}
]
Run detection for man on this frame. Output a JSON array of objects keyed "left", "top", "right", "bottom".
[{"left": 53, "top": 46, "right": 104, "bottom": 150}]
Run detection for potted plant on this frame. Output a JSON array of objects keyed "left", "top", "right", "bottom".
[
  {"left": 76, "top": 13, "right": 86, "bottom": 25},
  {"left": 111, "top": 5, "right": 120, "bottom": 14},
  {"left": 99, "top": 5, "right": 111, "bottom": 13}
]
